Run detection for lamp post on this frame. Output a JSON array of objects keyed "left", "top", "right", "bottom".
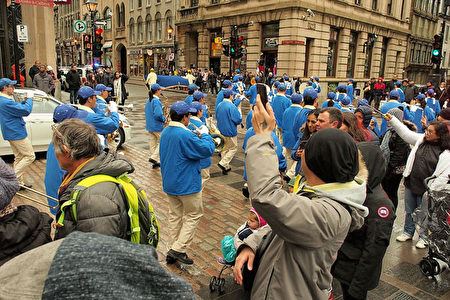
[
  {"left": 167, "top": 25, "right": 175, "bottom": 70},
  {"left": 85, "top": 0, "right": 98, "bottom": 68}
]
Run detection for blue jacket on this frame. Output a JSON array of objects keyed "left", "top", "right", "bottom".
[
  {"left": 215, "top": 89, "right": 226, "bottom": 112},
  {"left": 83, "top": 110, "right": 120, "bottom": 135},
  {"left": 292, "top": 105, "right": 315, "bottom": 141},
  {"left": 93, "top": 96, "right": 108, "bottom": 116},
  {"left": 347, "top": 84, "right": 354, "bottom": 101},
  {"left": 285, "top": 82, "right": 294, "bottom": 96},
  {"left": 282, "top": 104, "right": 303, "bottom": 149},
  {"left": 246, "top": 109, "right": 253, "bottom": 130},
  {"left": 426, "top": 97, "right": 441, "bottom": 115},
  {"left": 44, "top": 143, "right": 65, "bottom": 215},
  {"left": 188, "top": 117, "right": 212, "bottom": 169},
  {"left": 145, "top": 96, "right": 166, "bottom": 132},
  {"left": 404, "top": 105, "right": 436, "bottom": 133},
  {"left": 380, "top": 100, "right": 403, "bottom": 135},
  {"left": 335, "top": 92, "right": 347, "bottom": 103},
  {"left": 200, "top": 104, "right": 209, "bottom": 123},
  {"left": 242, "top": 128, "right": 286, "bottom": 180},
  {"left": 160, "top": 122, "right": 215, "bottom": 195},
  {"left": 184, "top": 94, "right": 194, "bottom": 105},
  {"left": 233, "top": 82, "right": 245, "bottom": 94},
  {"left": 216, "top": 99, "right": 242, "bottom": 137},
  {"left": 312, "top": 82, "right": 321, "bottom": 93},
  {"left": 321, "top": 100, "right": 342, "bottom": 109},
  {"left": 396, "top": 88, "right": 405, "bottom": 103},
  {"left": 0, "top": 94, "right": 32, "bottom": 141},
  {"left": 245, "top": 84, "right": 257, "bottom": 105},
  {"left": 271, "top": 94, "right": 291, "bottom": 128},
  {"left": 372, "top": 117, "right": 381, "bottom": 137}
]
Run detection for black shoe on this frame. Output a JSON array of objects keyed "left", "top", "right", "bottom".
[
  {"left": 217, "top": 163, "right": 230, "bottom": 175},
  {"left": 149, "top": 158, "right": 157, "bottom": 164},
  {"left": 242, "top": 186, "right": 249, "bottom": 198},
  {"left": 19, "top": 183, "right": 33, "bottom": 191},
  {"left": 152, "top": 163, "right": 160, "bottom": 169},
  {"left": 167, "top": 249, "right": 194, "bottom": 265},
  {"left": 283, "top": 175, "right": 291, "bottom": 184}
]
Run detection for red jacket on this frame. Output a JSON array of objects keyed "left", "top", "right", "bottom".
[{"left": 374, "top": 82, "right": 385, "bottom": 91}]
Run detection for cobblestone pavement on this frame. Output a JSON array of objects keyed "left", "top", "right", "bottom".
[{"left": 7, "top": 83, "right": 450, "bottom": 299}]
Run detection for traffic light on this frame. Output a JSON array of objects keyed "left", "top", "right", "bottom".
[
  {"left": 230, "top": 36, "right": 237, "bottom": 57},
  {"left": 223, "top": 44, "right": 230, "bottom": 57},
  {"left": 235, "top": 36, "right": 245, "bottom": 59},
  {"left": 431, "top": 34, "right": 442, "bottom": 65},
  {"left": 93, "top": 27, "right": 104, "bottom": 58}
]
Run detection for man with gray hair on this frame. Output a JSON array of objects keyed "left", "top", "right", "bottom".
[{"left": 52, "top": 118, "right": 133, "bottom": 240}]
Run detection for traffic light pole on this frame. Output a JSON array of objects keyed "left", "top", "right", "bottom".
[
  {"left": 229, "top": 26, "right": 237, "bottom": 75},
  {"left": 91, "top": 10, "right": 96, "bottom": 68},
  {"left": 10, "top": 0, "right": 20, "bottom": 85}
]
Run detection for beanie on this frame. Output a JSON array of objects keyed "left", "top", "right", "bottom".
[
  {"left": 304, "top": 128, "right": 358, "bottom": 183},
  {"left": 438, "top": 108, "right": 450, "bottom": 120},
  {"left": 250, "top": 207, "right": 267, "bottom": 227},
  {"left": 355, "top": 106, "right": 373, "bottom": 128},
  {"left": 0, "top": 158, "right": 20, "bottom": 210},
  {"left": 388, "top": 107, "right": 404, "bottom": 121}
]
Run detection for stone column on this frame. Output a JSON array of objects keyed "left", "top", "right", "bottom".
[
  {"left": 198, "top": 27, "right": 209, "bottom": 69},
  {"left": 177, "top": 25, "right": 188, "bottom": 68},
  {"left": 337, "top": 28, "right": 350, "bottom": 79},
  {"left": 277, "top": 14, "right": 306, "bottom": 76},
  {"left": 354, "top": 32, "right": 368, "bottom": 79},
  {"left": 245, "top": 22, "right": 261, "bottom": 75},
  {"left": 371, "top": 39, "right": 383, "bottom": 78}
]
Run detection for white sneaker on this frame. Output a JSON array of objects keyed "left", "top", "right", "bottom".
[
  {"left": 396, "top": 233, "right": 412, "bottom": 242},
  {"left": 415, "top": 239, "right": 428, "bottom": 249}
]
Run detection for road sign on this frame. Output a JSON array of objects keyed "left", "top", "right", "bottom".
[
  {"left": 73, "top": 20, "right": 87, "bottom": 33},
  {"left": 95, "top": 20, "right": 107, "bottom": 26},
  {"left": 16, "top": 25, "right": 28, "bottom": 42}
]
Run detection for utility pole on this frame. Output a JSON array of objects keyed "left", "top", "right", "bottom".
[{"left": 10, "top": 0, "right": 20, "bottom": 84}]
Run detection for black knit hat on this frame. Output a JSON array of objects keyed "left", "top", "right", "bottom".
[
  {"left": 355, "top": 106, "right": 373, "bottom": 128},
  {"left": 304, "top": 128, "right": 359, "bottom": 183}
]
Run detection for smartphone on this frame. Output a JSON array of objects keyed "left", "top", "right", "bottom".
[{"left": 257, "top": 83, "right": 268, "bottom": 108}]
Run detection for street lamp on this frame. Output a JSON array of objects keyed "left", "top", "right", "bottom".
[
  {"left": 167, "top": 25, "right": 173, "bottom": 39},
  {"left": 85, "top": 0, "right": 98, "bottom": 68}
]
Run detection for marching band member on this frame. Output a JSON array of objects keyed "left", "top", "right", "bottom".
[{"left": 146, "top": 84, "right": 166, "bottom": 169}]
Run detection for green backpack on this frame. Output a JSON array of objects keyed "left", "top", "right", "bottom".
[{"left": 56, "top": 174, "right": 160, "bottom": 248}]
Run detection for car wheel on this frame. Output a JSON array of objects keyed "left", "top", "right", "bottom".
[{"left": 107, "top": 126, "right": 126, "bottom": 151}]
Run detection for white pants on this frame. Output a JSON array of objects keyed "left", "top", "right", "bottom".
[
  {"left": 219, "top": 136, "right": 237, "bottom": 169},
  {"left": 148, "top": 132, "right": 161, "bottom": 163},
  {"left": 9, "top": 138, "right": 35, "bottom": 184}
]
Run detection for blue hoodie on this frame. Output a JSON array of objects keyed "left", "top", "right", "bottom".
[
  {"left": 282, "top": 104, "right": 303, "bottom": 149},
  {"left": 346, "top": 84, "right": 354, "bottom": 102},
  {"left": 215, "top": 89, "right": 226, "bottom": 112},
  {"left": 216, "top": 99, "right": 242, "bottom": 137},
  {"left": 0, "top": 94, "right": 32, "bottom": 141},
  {"left": 404, "top": 105, "right": 436, "bottom": 133},
  {"left": 160, "top": 122, "right": 215, "bottom": 195},
  {"left": 145, "top": 96, "right": 166, "bottom": 132},
  {"left": 396, "top": 88, "right": 405, "bottom": 103},
  {"left": 271, "top": 94, "right": 291, "bottom": 128}
]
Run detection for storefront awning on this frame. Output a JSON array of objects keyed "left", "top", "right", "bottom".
[{"left": 102, "top": 41, "right": 113, "bottom": 49}]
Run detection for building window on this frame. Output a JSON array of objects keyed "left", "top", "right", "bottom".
[
  {"left": 137, "top": 16, "right": 143, "bottom": 42},
  {"left": 120, "top": 3, "right": 125, "bottom": 27},
  {"left": 191, "top": 0, "right": 199, "bottom": 7},
  {"left": 155, "top": 13, "right": 162, "bottom": 41},
  {"left": 372, "top": 0, "right": 377, "bottom": 10},
  {"left": 443, "top": 51, "right": 447, "bottom": 66},
  {"left": 379, "top": 37, "right": 389, "bottom": 77},
  {"left": 355, "top": 0, "right": 361, "bottom": 5},
  {"left": 211, "top": 0, "right": 220, "bottom": 4},
  {"left": 364, "top": 34, "right": 375, "bottom": 78},
  {"left": 104, "top": 7, "right": 112, "bottom": 30},
  {"left": 347, "top": 31, "right": 358, "bottom": 78},
  {"left": 387, "top": 0, "right": 392, "bottom": 15},
  {"left": 138, "top": 0, "right": 142, "bottom": 8},
  {"left": 147, "top": 0, "right": 151, "bottom": 6},
  {"left": 115, "top": 4, "right": 120, "bottom": 27},
  {"left": 129, "top": 18, "right": 135, "bottom": 44},
  {"left": 304, "top": 38, "right": 313, "bottom": 78},
  {"left": 165, "top": 10, "right": 173, "bottom": 40},
  {"left": 326, "top": 27, "right": 339, "bottom": 77},
  {"left": 410, "top": 43, "right": 415, "bottom": 63},
  {"left": 146, "top": 14, "right": 152, "bottom": 42},
  {"left": 130, "top": 0, "right": 134, "bottom": 10}
]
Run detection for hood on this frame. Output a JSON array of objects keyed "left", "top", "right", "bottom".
[
  {"left": 355, "top": 106, "right": 373, "bottom": 128},
  {"left": 357, "top": 142, "right": 385, "bottom": 191},
  {"left": 73, "top": 151, "right": 134, "bottom": 183}
]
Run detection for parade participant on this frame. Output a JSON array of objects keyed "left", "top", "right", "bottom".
[
  {"left": 188, "top": 101, "right": 212, "bottom": 185},
  {"left": 0, "top": 78, "right": 35, "bottom": 188},
  {"left": 145, "top": 84, "right": 166, "bottom": 169},
  {"left": 404, "top": 94, "right": 435, "bottom": 134},
  {"left": 160, "top": 101, "right": 215, "bottom": 265},
  {"left": 113, "top": 71, "right": 129, "bottom": 106},
  {"left": 184, "top": 84, "right": 199, "bottom": 105},
  {"left": 425, "top": 89, "right": 441, "bottom": 115},
  {"left": 271, "top": 83, "right": 291, "bottom": 141},
  {"left": 335, "top": 84, "right": 348, "bottom": 103},
  {"left": 385, "top": 114, "right": 450, "bottom": 249},
  {"left": 282, "top": 93, "right": 303, "bottom": 176},
  {"left": 33, "top": 64, "right": 55, "bottom": 95},
  {"left": 94, "top": 84, "right": 112, "bottom": 116},
  {"left": 52, "top": 119, "right": 133, "bottom": 240},
  {"left": 216, "top": 89, "right": 242, "bottom": 175},
  {"left": 66, "top": 64, "right": 81, "bottom": 104},
  {"left": 379, "top": 90, "right": 403, "bottom": 135},
  {"left": 234, "top": 98, "right": 368, "bottom": 298},
  {"left": 292, "top": 88, "right": 318, "bottom": 140},
  {"left": 192, "top": 90, "right": 209, "bottom": 123},
  {"left": 311, "top": 76, "right": 321, "bottom": 93},
  {"left": 215, "top": 80, "right": 232, "bottom": 113},
  {"left": 340, "top": 96, "right": 354, "bottom": 112},
  {"left": 347, "top": 79, "right": 355, "bottom": 102},
  {"left": 0, "top": 158, "right": 52, "bottom": 266},
  {"left": 232, "top": 75, "right": 245, "bottom": 95},
  {"left": 145, "top": 68, "right": 157, "bottom": 89},
  {"left": 322, "top": 91, "right": 341, "bottom": 109},
  {"left": 232, "top": 69, "right": 241, "bottom": 83},
  {"left": 394, "top": 81, "right": 406, "bottom": 103},
  {"left": 332, "top": 142, "right": 395, "bottom": 300},
  {"left": 283, "top": 75, "right": 294, "bottom": 96},
  {"left": 244, "top": 76, "right": 261, "bottom": 105}
]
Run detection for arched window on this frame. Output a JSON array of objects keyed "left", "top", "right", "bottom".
[
  {"left": 165, "top": 10, "right": 173, "bottom": 40},
  {"left": 155, "top": 12, "right": 162, "bottom": 41},
  {"left": 145, "top": 14, "right": 152, "bottom": 42},
  {"left": 115, "top": 4, "right": 120, "bottom": 27},
  {"left": 137, "top": 16, "right": 143, "bottom": 43},
  {"left": 129, "top": 18, "right": 135, "bottom": 44},
  {"left": 120, "top": 3, "right": 125, "bottom": 27},
  {"left": 104, "top": 7, "right": 112, "bottom": 30}
]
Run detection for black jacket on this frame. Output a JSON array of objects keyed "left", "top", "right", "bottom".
[
  {"left": 65, "top": 70, "right": 81, "bottom": 90},
  {"left": 0, "top": 205, "right": 52, "bottom": 266},
  {"left": 332, "top": 142, "right": 395, "bottom": 299},
  {"left": 29, "top": 65, "right": 39, "bottom": 80}
]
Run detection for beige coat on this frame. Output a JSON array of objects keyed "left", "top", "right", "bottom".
[{"left": 244, "top": 133, "right": 367, "bottom": 299}]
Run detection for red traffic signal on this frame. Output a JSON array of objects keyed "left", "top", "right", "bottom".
[{"left": 95, "top": 28, "right": 104, "bottom": 36}]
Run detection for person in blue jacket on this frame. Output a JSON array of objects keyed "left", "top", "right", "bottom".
[
  {"left": 335, "top": 84, "right": 348, "bottom": 103},
  {"left": 0, "top": 78, "right": 35, "bottom": 187},
  {"left": 394, "top": 81, "right": 405, "bottom": 103},
  {"left": 94, "top": 84, "right": 112, "bottom": 115},
  {"left": 145, "top": 84, "right": 166, "bottom": 168},
  {"left": 160, "top": 101, "right": 215, "bottom": 265},
  {"left": 340, "top": 95, "right": 354, "bottom": 112},
  {"left": 232, "top": 76, "right": 245, "bottom": 95},
  {"left": 347, "top": 79, "right": 355, "bottom": 102},
  {"left": 245, "top": 109, "right": 253, "bottom": 130},
  {"left": 271, "top": 83, "right": 291, "bottom": 142},
  {"left": 282, "top": 93, "right": 303, "bottom": 176},
  {"left": 425, "top": 89, "right": 441, "bottom": 115},
  {"left": 322, "top": 91, "right": 342, "bottom": 109},
  {"left": 215, "top": 80, "right": 232, "bottom": 114},
  {"left": 216, "top": 89, "right": 242, "bottom": 174},
  {"left": 380, "top": 90, "right": 403, "bottom": 135},
  {"left": 311, "top": 76, "right": 321, "bottom": 93},
  {"left": 404, "top": 94, "right": 436, "bottom": 133},
  {"left": 282, "top": 75, "right": 294, "bottom": 96},
  {"left": 292, "top": 88, "right": 319, "bottom": 141},
  {"left": 184, "top": 84, "right": 199, "bottom": 105},
  {"left": 187, "top": 101, "right": 213, "bottom": 185},
  {"left": 232, "top": 69, "right": 241, "bottom": 83},
  {"left": 245, "top": 77, "right": 260, "bottom": 105},
  {"left": 192, "top": 91, "right": 209, "bottom": 123}
]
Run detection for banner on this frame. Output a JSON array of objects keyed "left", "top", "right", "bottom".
[
  {"left": 54, "top": 0, "right": 72, "bottom": 4},
  {"left": 15, "top": 0, "right": 54, "bottom": 7}
]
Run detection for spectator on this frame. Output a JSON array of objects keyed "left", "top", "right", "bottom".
[
  {"left": 32, "top": 64, "right": 55, "bottom": 95},
  {"left": 113, "top": 71, "right": 129, "bottom": 106},
  {"left": 65, "top": 64, "right": 81, "bottom": 104},
  {"left": 28, "top": 60, "right": 40, "bottom": 81}
]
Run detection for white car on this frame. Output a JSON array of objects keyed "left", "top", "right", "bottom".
[{"left": 0, "top": 88, "right": 132, "bottom": 156}]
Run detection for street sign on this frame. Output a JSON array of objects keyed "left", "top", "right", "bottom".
[
  {"left": 95, "top": 20, "right": 107, "bottom": 26},
  {"left": 73, "top": 20, "right": 87, "bottom": 33},
  {"left": 16, "top": 25, "right": 28, "bottom": 42},
  {"left": 168, "top": 53, "right": 175, "bottom": 61}
]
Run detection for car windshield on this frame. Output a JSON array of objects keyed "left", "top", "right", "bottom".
[{"left": 13, "top": 92, "right": 60, "bottom": 114}]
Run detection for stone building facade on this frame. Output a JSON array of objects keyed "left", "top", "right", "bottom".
[{"left": 176, "top": 0, "right": 411, "bottom": 93}]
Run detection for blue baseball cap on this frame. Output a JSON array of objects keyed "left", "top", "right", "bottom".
[
  {"left": 188, "top": 83, "right": 199, "bottom": 92},
  {"left": 223, "top": 89, "right": 233, "bottom": 98},
  {"left": 278, "top": 83, "right": 287, "bottom": 91},
  {"left": 235, "top": 69, "right": 241, "bottom": 74},
  {"left": 291, "top": 93, "right": 303, "bottom": 104},
  {"left": 190, "top": 101, "right": 203, "bottom": 112},
  {"left": 170, "top": 101, "right": 196, "bottom": 115},
  {"left": 273, "top": 81, "right": 281, "bottom": 89},
  {"left": 357, "top": 99, "right": 369, "bottom": 108},
  {"left": 222, "top": 80, "right": 232, "bottom": 88},
  {"left": 348, "top": 79, "right": 354, "bottom": 84},
  {"left": 78, "top": 86, "right": 99, "bottom": 99},
  {"left": 427, "top": 89, "right": 435, "bottom": 96},
  {"left": 336, "top": 84, "right": 347, "bottom": 92},
  {"left": 193, "top": 91, "right": 206, "bottom": 101},
  {"left": 53, "top": 104, "right": 78, "bottom": 123},
  {"left": 341, "top": 95, "right": 351, "bottom": 106},
  {"left": 283, "top": 75, "right": 289, "bottom": 81},
  {"left": 303, "top": 88, "right": 318, "bottom": 100},
  {"left": 95, "top": 84, "right": 112, "bottom": 92},
  {"left": 313, "top": 76, "right": 320, "bottom": 82},
  {"left": 327, "top": 92, "right": 336, "bottom": 100},
  {"left": 394, "top": 81, "right": 402, "bottom": 87},
  {"left": 389, "top": 90, "right": 400, "bottom": 100},
  {"left": 416, "top": 94, "right": 426, "bottom": 100},
  {"left": 151, "top": 83, "right": 162, "bottom": 92},
  {"left": 0, "top": 78, "right": 17, "bottom": 89}
]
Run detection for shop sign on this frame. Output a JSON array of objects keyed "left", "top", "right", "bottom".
[
  {"left": 281, "top": 40, "right": 305, "bottom": 45},
  {"left": 264, "top": 38, "right": 278, "bottom": 48},
  {"left": 128, "top": 49, "right": 141, "bottom": 55},
  {"left": 168, "top": 53, "right": 175, "bottom": 61}
]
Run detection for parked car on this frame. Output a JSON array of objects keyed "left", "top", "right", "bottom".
[{"left": 0, "top": 88, "right": 131, "bottom": 156}]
